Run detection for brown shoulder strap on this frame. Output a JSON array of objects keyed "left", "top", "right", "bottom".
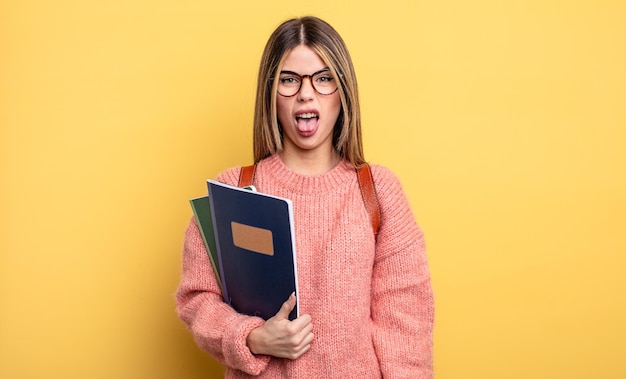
[
  {"left": 238, "top": 162, "right": 381, "bottom": 238},
  {"left": 238, "top": 164, "right": 256, "bottom": 187},
  {"left": 357, "top": 163, "right": 381, "bottom": 239}
]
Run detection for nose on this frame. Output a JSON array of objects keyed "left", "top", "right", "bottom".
[{"left": 297, "top": 75, "right": 315, "bottom": 101}]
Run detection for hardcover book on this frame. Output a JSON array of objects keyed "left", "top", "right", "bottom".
[
  {"left": 207, "top": 180, "right": 299, "bottom": 320},
  {"left": 189, "top": 195, "right": 222, "bottom": 289}
]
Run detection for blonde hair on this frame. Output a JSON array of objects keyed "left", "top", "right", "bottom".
[{"left": 253, "top": 16, "right": 364, "bottom": 166}]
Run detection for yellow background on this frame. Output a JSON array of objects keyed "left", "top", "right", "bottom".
[{"left": 1, "top": 1, "right": 624, "bottom": 378}]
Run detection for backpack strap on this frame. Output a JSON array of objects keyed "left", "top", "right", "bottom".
[
  {"left": 356, "top": 163, "right": 381, "bottom": 239},
  {"left": 238, "top": 164, "right": 256, "bottom": 187},
  {"left": 237, "top": 163, "right": 381, "bottom": 238}
]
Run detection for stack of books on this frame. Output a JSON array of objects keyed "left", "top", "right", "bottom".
[{"left": 190, "top": 180, "right": 299, "bottom": 320}]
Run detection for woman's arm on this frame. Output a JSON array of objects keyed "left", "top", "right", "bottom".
[
  {"left": 176, "top": 218, "right": 271, "bottom": 374},
  {"left": 369, "top": 166, "right": 434, "bottom": 379}
]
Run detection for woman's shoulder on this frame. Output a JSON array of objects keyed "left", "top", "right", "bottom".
[
  {"left": 367, "top": 163, "right": 403, "bottom": 191},
  {"left": 215, "top": 155, "right": 277, "bottom": 186},
  {"left": 215, "top": 165, "right": 243, "bottom": 186}
]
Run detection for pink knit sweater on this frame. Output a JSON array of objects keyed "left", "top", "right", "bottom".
[{"left": 176, "top": 154, "right": 434, "bottom": 378}]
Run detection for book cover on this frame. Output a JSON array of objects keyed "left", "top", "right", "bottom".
[
  {"left": 207, "top": 179, "right": 299, "bottom": 321},
  {"left": 189, "top": 196, "right": 222, "bottom": 289}
]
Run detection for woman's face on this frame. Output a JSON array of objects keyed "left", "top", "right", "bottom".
[{"left": 276, "top": 45, "right": 341, "bottom": 159}]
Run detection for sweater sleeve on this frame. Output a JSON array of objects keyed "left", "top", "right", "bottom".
[
  {"left": 175, "top": 167, "right": 271, "bottom": 375},
  {"left": 369, "top": 166, "right": 434, "bottom": 379}
]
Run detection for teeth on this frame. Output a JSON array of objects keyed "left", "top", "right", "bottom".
[{"left": 297, "top": 113, "right": 317, "bottom": 119}]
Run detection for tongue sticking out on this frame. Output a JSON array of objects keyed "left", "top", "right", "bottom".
[{"left": 296, "top": 116, "right": 318, "bottom": 133}]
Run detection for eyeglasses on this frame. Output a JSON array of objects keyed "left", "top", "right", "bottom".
[{"left": 274, "top": 68, "right": 339, "bottom": 97}]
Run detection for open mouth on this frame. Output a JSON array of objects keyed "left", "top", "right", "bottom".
[{"left": 295, "top": 112, "right": 319, "bottom": 134}]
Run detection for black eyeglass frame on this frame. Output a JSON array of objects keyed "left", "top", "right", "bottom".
[{"left": 271, "top": 68, "right": 339, "bottom": 97}]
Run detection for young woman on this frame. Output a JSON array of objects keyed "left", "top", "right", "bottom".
[{"left": 176, "top": 16, "right": 434, "bottom": 378}]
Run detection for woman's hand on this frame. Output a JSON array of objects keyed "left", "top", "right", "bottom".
[{"left": 246, "top": 293, "right": 314, "bottom": 359}]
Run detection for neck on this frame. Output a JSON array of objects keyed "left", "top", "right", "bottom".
[{"left": 279, "top": 148, "right": 341, "bottom": 175}]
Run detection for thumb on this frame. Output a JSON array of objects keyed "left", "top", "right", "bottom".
[{"left": 275, "top": 292, "right": 296, "bottom": 319}]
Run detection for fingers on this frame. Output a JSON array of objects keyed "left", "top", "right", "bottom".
[
  {"left": 296, "top": 322, "right": 314, "bottom": 350},
  {"left": 287, "top": 338, "right": 312, "bottom": 359},
  {"left": 271, "top": 313, "right": 314, "bottom": 359},
  {"left": 281, "top": 321, "right": 314, "bottom": 359},
  {"left": 274, "top": 292, "right": 296, "bottom": 319},
  {"left": 276, "top": 292, "right": 297, "bottom": 319},
  {"left": 248, "top": 292, "right": 315, "bottom": 359},
  {"left": 283, "top": 315, "right": 314, "bottom": 359},
  {"left": 288, "top": 313, "right": 312, "bottom": 335}
]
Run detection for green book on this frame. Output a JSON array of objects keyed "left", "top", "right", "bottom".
[{"left": 190, "top": 196, "right": 222, "bottom": 289}]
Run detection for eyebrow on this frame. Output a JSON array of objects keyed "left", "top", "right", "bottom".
[{"left": 279, "top": 67, "right": 331, "bottom": 76}]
